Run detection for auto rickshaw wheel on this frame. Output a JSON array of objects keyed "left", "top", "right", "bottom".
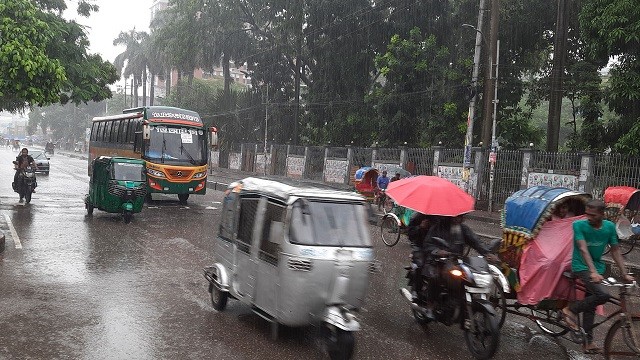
[
  {"left": 86, "top": 202, "right": 94, "bottom": 215},
  {"left": 178, "top": 194, "right": 189, "bottom": 204},
  {"left": 209, "top": 282, "right": 228, "bottom": 311},
  {"left": 326, "top": 327, "right": 355, "bottom": 360},
  {"left": 123, "top": 211, "right": 133, "bottom": 224}
]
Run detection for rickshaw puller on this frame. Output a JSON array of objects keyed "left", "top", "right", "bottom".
[{"left": 561, "top": 199, "right": 634, "bottom": 354}]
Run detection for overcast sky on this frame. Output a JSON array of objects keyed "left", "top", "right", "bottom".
[{"left": 65, "top": 0, "right": 152, "bottom": 63}]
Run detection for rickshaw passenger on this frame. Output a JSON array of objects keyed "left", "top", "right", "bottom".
[
  {"left": 552, "top": 201, "right": 574, "bottom": 220},
  {"left": 561, "top": 199, "right": 634, "bottom": 354}
]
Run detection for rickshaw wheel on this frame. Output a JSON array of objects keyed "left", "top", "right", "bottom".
[
  {"left": 380, "top": 215, "right": 401, "bottom": 247},
  {"left": 531, "top": 309, "right": 569, "bottom": 337},
  {"left": 326, "top": 327, "right": 355, "bottom": 360},
  {"left": 86, "top": 202, "right": 94, "bottom": 215},
  {"left": 123, "top": 211, "right": 133, "bottom": 224},
  {"left": 209, "top": 282, "right": 228, "bottom": 311},
  {"left": 604, "top": 238, "right": 636, "bottom": 256}
]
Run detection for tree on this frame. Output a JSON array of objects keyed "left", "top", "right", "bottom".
[
  {"left": 0, "top": 0, "right": 117, "bottom": 113},
  {"left": 114, "top": 30, "right": 150, "bottom": 107}
]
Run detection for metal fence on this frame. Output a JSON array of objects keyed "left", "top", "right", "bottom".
[
  {"left": 530, "top": 151, "right": 581, "bottom": 174},
  {"left": 477, "top": 150, "right": 523, "bottom": 207},
  {"left": 351, "top": 147, "right": 373, "bottom": 168},
  {"left": 440, "top": 148, "right": 467, "bottom": 165},
  {"left": 271, "top": 144, "right": 288, "bottom": 176},
  {"left": 288, "top": 145, "right": 305, "bottom": 156},
  {"left": 406, "top": 148, "right": 434, "bottom": 176},
  {"left": 375, "top": 147, "right": 401, "bottom": 162},
  {"left": 327, "top": 147, "right": 348, "bottom": 159},
  {"left": 592, "top": 154, "right": 640, "bottom": 199},
  {"left": 305, "top": 146, "right": 325, "bottom": 181}
]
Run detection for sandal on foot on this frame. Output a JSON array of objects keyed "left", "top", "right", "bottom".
[{"left": 560, "top": 308, "right": 580, "bottom": 331}]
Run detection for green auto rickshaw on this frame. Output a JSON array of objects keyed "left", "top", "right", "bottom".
[{"left": 85, "top": 156, "right": 147, "bottom": 223}]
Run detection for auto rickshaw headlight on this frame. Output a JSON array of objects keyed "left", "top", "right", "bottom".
[
  {"left": 193, "top": 171, "right": 207, "bottom": 179},
  {"left": 147, "top": 169, "right": 165, "bottom": 178}
]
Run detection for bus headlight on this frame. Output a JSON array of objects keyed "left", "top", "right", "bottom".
[
  {"left": 147, "top": 169, "right": 166, "bottom": 178},
  {"left": 192, "top": 171, "right": 207, "bottom": 179}
]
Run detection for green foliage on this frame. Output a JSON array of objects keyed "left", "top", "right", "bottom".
[
  {"left": 0, "top": 0, "right": 66, "bottom": 111},
  {"left": 0, "top": 0, "right": 117, "bottom": 113}
]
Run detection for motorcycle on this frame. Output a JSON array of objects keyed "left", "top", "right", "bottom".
[
  {"left": 401, "top": 237, "right": 502, "bottom": 360},
  {"left": 12, "top": 163, "right": 37, "bottom": 204}
]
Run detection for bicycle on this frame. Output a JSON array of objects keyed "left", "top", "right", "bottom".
[
  {"left": 379, "top": 200, "right": 404, "bottom": 247},
  {"left": 489, "top": 274, "right": 640, "bottom": 358}
]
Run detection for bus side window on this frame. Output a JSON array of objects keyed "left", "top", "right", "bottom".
[
  {"left": 111, "top": 120, "right": 120, "bottom": 143},
  {"left": 90, "top": 123, "right": 98, "bottom": 141},
  {"left": 128, "top": 120, "right": 138, "bottom": 144},
  {"left": 96, "top": 122, "right": 104, "bottom": 142},
  {"left": 119, "top": 120, "right": 129, "bottom": 143}
]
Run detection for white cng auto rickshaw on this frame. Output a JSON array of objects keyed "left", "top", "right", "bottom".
[{"left": 204, "top": 177, "right": 374, "bottom": 360}]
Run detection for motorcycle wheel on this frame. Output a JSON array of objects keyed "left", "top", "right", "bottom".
[
  {"left": 123, "top": 211, "right": 133, "bottom": 224},
  {"left": 464, "top": 307, "right": 500, "bottom": 360},
  {"left": 178, "top": 194, "right": 189, "bottom": 204},
  {"left": 326, "top": 327, "right": 355, "bottom": 360},
  {"left": 86, "top": 202, "right": 94, "bottom": 215},
  {"left": 25, "top": 190, "right": 32, "bottom": 204}
]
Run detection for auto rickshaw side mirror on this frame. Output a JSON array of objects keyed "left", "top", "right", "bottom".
[{"left": 269, "top": 221, "right": 284, "bottom": 245}]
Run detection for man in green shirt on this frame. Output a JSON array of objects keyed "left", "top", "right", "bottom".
[{"left": 562, "top": 199, "right": 634, "bottom": 354}]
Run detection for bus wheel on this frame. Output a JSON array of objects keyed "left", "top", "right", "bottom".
[{"left": 178, "top": 194, "right": 189, "bottom": 204}]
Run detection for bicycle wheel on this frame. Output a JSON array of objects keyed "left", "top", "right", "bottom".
[
  {"left": 531, "top": 309, "right": 569, "bottom": 337},
  {"left": 604, "top": 316, "right": 640, "bottom": 359},
  {"left": 380, "top": 215, "right": 401, "bottom": 247}
]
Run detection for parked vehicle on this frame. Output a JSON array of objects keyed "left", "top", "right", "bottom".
[
  {"left": 603, "top": 186, "right": 640, "bottom": 255},
  {"left": 204, "top": 177, "right": 374, "bottom": 359},
  {"left": 31, "top": 151, "right": 50, "bottom": 175},
  {"left": 85, "top": 156, "right": 147, "bottom": 223}
]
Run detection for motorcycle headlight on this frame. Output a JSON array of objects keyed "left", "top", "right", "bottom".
[
  {"left": 147, "top": 169, "right": 165, "bottom": 178},
  {"left": 193, "top": 171, "right": 207, "bottom": 179}
]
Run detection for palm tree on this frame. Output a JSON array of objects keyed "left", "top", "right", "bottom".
[{"left": 113, "top": 29, "right": 150, "bottom": 107}]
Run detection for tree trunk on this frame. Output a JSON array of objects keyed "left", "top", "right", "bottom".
[
  {"left": 164, "top": 68, "right": 171, "bottom": 98},
  {"left": 546, "top": 0, "right": 569, "bottom": 152},
  {"left": 223, "top": 52, "right": 231, "bottom": 98},
  {"left": 134, "top": 78, "right": 139, "bottom": 107},
  {"left": 142, "top": 69, "right": 147, "bottom": 106},
  {"left": 149, "top": 72, "right": 155, "bottom": 106}
]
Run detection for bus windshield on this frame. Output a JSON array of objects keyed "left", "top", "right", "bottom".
[{"left": 146, "top": 126, "right": 207, "bottom": 166}]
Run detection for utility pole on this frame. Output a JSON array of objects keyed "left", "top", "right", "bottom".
[
  {"left": 481, "top": 0, "right": 500, "bottom": 149},
  {"left": 462, "top": 0, "right": 487, "bottom": 191},
  {"left": 547, "top": 0, "right": 569, "bottom": 152},
  {"left": 264, "top": 86, "right": 269, "bottom": 176},
  {"left": 488, "top": 40, "right": 500, "bottom": 213}
]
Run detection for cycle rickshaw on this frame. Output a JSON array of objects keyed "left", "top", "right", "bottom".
[
  {"left": 604, "top": 186, "right": 640, "bottom": 255},
  {"left": 494, "top": 186, "right": 640, "bottom": 358},
  {"left": 354, "top": 166, "right": 379, "bottom": 203}
]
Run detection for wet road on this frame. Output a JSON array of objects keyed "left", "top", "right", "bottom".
[{"left": 0, "top": 148, "right": 595, "bottom": 359}]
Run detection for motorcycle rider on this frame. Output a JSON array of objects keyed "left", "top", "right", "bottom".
[
  {"left": 417, "top": 215, "right": 498, "bottom": 318},
  {"left": 13, "top": 148, "right": 38, "bottom": 202}
]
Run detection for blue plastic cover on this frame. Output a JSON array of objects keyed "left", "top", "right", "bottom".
[
  {"left": 503, "top": 186, "right": 575, "bottom": 232},
  {"left": 354, "top": 167, "right": 375, "bottom": 181}
]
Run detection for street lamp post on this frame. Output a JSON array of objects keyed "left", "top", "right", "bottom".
[{"left": 462, "top": 0, "right": 487, "bottom": 194}]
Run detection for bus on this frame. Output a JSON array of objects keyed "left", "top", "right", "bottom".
[{"left": 89, "top": 106, "right": 217, "bottom": 203}]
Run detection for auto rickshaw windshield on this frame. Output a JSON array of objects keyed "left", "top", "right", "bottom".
[
  {"left": 289, "top": 200, "right": 371, "bottom": 247},
  {"left": 112, "top": 163, "right": 146, "bottom": 181}
]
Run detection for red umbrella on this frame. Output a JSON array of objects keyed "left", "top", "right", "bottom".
[{"left": 385, "top": 175, "right": 475, "bottom": 216}]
